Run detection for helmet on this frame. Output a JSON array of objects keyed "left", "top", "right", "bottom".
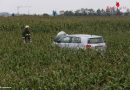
[{"left": 25, "top": 25, "right": 29, "bottom": 28}]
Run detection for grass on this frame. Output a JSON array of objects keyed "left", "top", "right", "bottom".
[{"left": 0, "top": 16, "right": 130, "bottom": 89}]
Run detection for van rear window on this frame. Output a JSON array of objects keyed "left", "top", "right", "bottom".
[{"left": 88, "top": 37, "right": 104, "bottom": 44}]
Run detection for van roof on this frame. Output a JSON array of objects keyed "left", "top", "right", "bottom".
[{"left": 67, "top": 34, "right": 102, "bottom": 38}]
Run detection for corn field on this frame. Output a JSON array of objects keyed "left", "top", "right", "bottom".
[{"left": 0, "top": 16, "right": 130, "bottom": 89}]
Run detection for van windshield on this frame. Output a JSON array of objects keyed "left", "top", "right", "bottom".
[{"left": 88, "top": 37, "right": 104, "bottom": 44}]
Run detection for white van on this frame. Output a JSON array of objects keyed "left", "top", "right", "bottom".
[{"left": 53, "top": 33, "right": 107, "bottom": 51}]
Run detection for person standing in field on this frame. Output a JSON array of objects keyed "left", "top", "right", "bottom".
[{"left": 22, "top": 25, "right": 32, "bottom": 43}]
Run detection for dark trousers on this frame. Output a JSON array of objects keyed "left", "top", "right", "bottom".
[{"left": 22, "top": 34, "right": 31, "bottom": 43}]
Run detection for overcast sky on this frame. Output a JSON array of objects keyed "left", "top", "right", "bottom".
[{"left": 0, "top": 0, "right": 129, "bottom": 14}]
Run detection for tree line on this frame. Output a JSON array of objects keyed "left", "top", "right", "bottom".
[{"left": 51, "top": 8, "right": 130, "bottom": 16}]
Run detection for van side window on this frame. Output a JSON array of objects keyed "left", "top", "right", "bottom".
[
  {"left": 71, "top": 37, "right": 81, "bottom": 43},
  {"left": 54, "top": 36, "right": 65, "bottom": 43},
  {"left": 60, "top": 37, "right": 71, "bottom": 43}
]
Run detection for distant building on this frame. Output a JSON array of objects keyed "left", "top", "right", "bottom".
[
  {"left": 126, "top": 9, "right": 130, "bottom": 16},
  {"left": 59, "top": 11, "right": 65, "bottom": 15},
  {"left": 0, "top": 12, "right": 11, "bottom": 16},
  {"left": 106, "top": 6, "right": 111, "bottom": 15}
]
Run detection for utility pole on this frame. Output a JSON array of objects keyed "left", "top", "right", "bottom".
[
  {"left": 17, "top": 6, "right": 31, "bottom": 15},
  {"left": 17, "top": 6, "right": 20, "bottom": 15}
]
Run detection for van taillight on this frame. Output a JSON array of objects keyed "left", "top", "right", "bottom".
[{"left": 85, "top": 44, "right": 91, "bottom": 48}]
